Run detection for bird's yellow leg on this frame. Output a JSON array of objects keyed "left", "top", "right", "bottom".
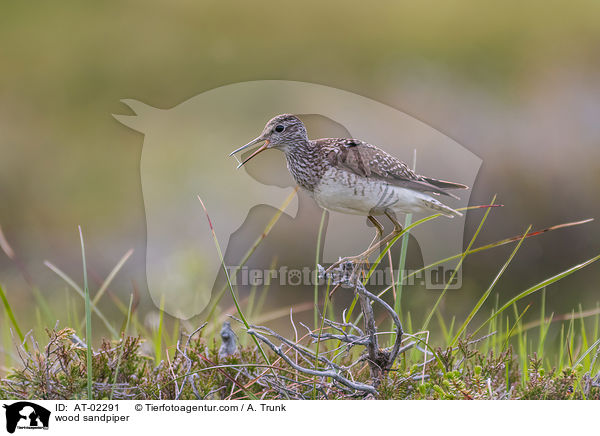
[
  {"left": 326, "top": 214, "right": 400, "bottom": 273},
  {"left": 353, "top": 210, "right": 403, "bottom": 260},
  {"left": 366, "top": 215, "right": 384, "bottom": 252}
]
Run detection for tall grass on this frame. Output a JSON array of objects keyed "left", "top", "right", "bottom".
[
  {"left": 421, "top": 195, "right": 497, "bottom": 331},
  {"left": 0, "top": 200, "right": 598, "bottom": 399},
  {"left": 154, "top": 295, "right": 165, "bottom": 366},
  {"left": 450, "top": 225, "right": 531, "bottom": 345},
  {"left": 394, "top": 149, "right": 417, "bottom": 319},
  {"left": 315, "top": 210, "right": 327, "bottom": 329},
  {"left": 0, "top": 284, "right": 24, "bottom": 345},
  {"left": 197, "top": 198, "right": 271, "bottom": 368},
  {"left": 78, "top": 226, "right": 93, "bottom": 400}
]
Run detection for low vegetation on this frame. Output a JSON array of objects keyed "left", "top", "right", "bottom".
[{"left": 0, "top": 196, "right": 599, "bottom": 399}]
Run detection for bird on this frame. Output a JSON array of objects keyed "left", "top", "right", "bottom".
[{"left": 229, "top": 114, "right": 468, "bottom": 266}]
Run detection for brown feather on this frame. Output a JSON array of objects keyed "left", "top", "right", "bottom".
[{"left": 315, "top": 138, "right": 464, "bottom": 198}]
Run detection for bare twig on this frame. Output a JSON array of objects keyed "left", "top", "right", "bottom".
[
  {"left": 247, "top": 329, "right": 376, "bottom": 394},
  {"left": 175, "top": 323, "right": 207, "bottom": 399},
  {"left": 318, "top": 262, "right": 404, "bottom": 383}
]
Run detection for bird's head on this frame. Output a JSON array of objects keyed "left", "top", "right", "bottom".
[{"left": 229, "top": 114, "right": 308, "bottom": 168}]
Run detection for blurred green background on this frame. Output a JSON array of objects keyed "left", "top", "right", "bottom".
[{"left": 0, "top": 1, "right": 599, "bottom": 347}]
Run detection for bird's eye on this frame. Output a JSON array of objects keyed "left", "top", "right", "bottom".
[{"left": 274, "top": 124, "right": 285, "bottom": 133}]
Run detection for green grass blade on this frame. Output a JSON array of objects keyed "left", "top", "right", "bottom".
[
  {"left": 447, "top": 316, "right": 456, "bottom": 341},
  {"left": 154, "top": 295, "right": 165, "bottom": 366},
  {"left": 373, "top": 218, "right": 594, "bottom": 305},
  {"left": 436, "top": 310, "right": 449, "bottom": 342},
  {"left": 106, "top": 289, "right": 148, "bottom": 338},
  {"left": 520, "top": 306, "right": 600, "bottom": 334},
  {"left": 567, "top": 310, "right": 575, "bottom": 366},
  {"left": 93, "top": 249, "right": 133, "bottom": 306},
  {"left": 253, "top": 260, "right": 276, "bottom": 324},
  {"left": 31, "top": 287, "right": 55, "bottom": 326},
  {"left": 314, "top": 209, "right": 327, "bottom": 329},
  {"left": 74, "top": 249, "right": 133, "bottom": 333},
  {"left": 246, "top": 284, "right": 258, "bottom": 320},
  {"left": 394, "top": 212, "right": 411, "bottom": 317},
  {"left": 79, "top": 226, "right": 93, "bottom": 400},
  {"left": 558, "top": 323, "right": 565, "bottom": 369},
  {"left": 538, "top": 312, "right": 553, "bottom": 364},
  {"left": 450, "top": 224, "right": 530, "bottom": 345},
  {"left": 394, "top": 149, "right": 416, "bottom": 318},
  {"left": 347, "top": 203, "right": 504, "bottom": 327},
  {"left": 197, "top": 197, "right": 269, "bottom": 364},
  {"left": 44, "top": 261, "right": 118, "bottom": 338},
  {"left": 575, "top": 337, "right": 600, "bottom": 368},
  {"left": 421, "top": 195, "right": 497, "bottom": 331},
  {"left": 313, "top": 276, "right": 331, "bottom": 399},
  {"left": 473, "top": 253, "right": 600, "bottom": 337},
  {"left": 537, "top": 288, "right": 546, "bottom": 358},
  {"left": 594, "top": 302, "right": 599, "bottom": 347},
  {"left": 170, "top": 318, "right": 180, "bottom": 351},
  {"left": 204, "top": 187, "right": 298, "bottom": 324},
  {"left": 0, "top": 284, "right": 25, "bottom": 344},
  {"left": 345, "top": 213, "right": 444, "bottom": 324},
  {"left": 198, "top": 196, "right": 270, "bottom": 401},
  {"left": 1, "top": 315, "right": 15, "bottom": 368},
  {"left": 578, "top": 304, "right": 589, "bottom": 369},
  {"left": 366, "top": 214, "right": 442, "bottom": 280},
  {"left": 503, "top": 303, "right": 531, "bottom": 350},
  {"left": 347, "top": 215, "right": 592, "bottom": 341}
]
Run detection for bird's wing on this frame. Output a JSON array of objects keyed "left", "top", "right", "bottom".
[{"left": 316, "top": 138, "right": 467, "bottom": 198}]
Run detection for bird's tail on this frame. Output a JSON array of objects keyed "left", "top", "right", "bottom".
[
  {"left": 422, "top": 177, "right": 469, "bottom": 191},
  {"left": 420, "top": 197, "right": 463, "bottom": 218}
]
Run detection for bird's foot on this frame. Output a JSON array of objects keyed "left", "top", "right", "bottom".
[
  {"left": 324, "top": 255, "right": 368, "bottom": 274},
  {"left": 319, "top": 257, "right": 367, "bottom": 288}
]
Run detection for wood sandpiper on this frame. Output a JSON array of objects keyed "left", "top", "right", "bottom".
[{"left": 229, "top": 114, "right": 468, "bottom": 267}]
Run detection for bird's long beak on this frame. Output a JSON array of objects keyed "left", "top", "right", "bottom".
[{"left": 229, "top": 136, "right": 270, "bottom": 169}]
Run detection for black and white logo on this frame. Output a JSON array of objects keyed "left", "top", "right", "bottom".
[{"left": 2, "top": 402, "right": 50, "bottom": 433}]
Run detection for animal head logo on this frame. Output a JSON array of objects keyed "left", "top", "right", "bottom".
[
  {"left": 114, "top": 80, "right": 482, "bottom": 319},
  {"left": 3, "top": 402, "right": 51, "bottom": 433}
]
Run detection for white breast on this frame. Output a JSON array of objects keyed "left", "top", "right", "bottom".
[{"left": 313, "top": 168, "right": 430, "bottom": 216}]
